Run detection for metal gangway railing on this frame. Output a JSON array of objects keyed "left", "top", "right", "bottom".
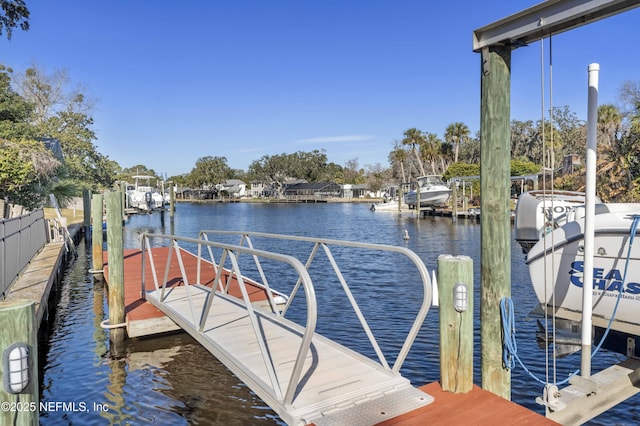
[
  {"left": 140, "top": 230, "right": 434, "bottom": 425},
  {"left": 1, "top": 209, "right": 48, "bottom": 298}
]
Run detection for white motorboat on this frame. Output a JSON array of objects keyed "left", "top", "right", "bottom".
[
  {"left": 403, "top": 175, "right": 451, "bottom": 209},
  {"left": 526, "top": 206, "right": 640, "bottom": 338},
  {"left": 514, "top": 190, "right": 600, "bottom": 253},
  {"left": 126, "top": 175, "right": 165, "bottom": 212},
  {"left": 370, "top": 198, "right": 401, "bottom": 212}
]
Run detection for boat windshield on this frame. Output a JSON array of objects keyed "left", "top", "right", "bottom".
[{"left": 419, "top": 176, "right": 445, "bottom": 187}]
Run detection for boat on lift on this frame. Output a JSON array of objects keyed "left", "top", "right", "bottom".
[
  {"left": 525, "top": 204, "right": 640, "bottom": 353},
  {"left": 403, "top": 175, "right": 451, "bottom": 209},
  {"left": 126, "top": 175, "right": 165, "bottom": 213}
]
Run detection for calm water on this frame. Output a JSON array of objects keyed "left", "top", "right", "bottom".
[{"left": 39, "top": 202, "right": 640, "bottom": 425}]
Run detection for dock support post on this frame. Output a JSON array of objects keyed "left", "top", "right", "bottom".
[
  {"left": 451, "top": 181, "right": 458, "bottom": 223},
  {"left": 82, "top": 189, "right": 91, "bottom": 232},
  {"left": 438, "top": 255, "right": 473, "bottom": 393},
  {"left": 105, "top": 191, "right": 126, "bottom": 356},
  {"left": 169, "top": 181, "right": 175, "bottom": 221},
  {"left": 91, "top": 194, "right": 104, "bottom": 274},
  {"left": 480, "top": 44, "right": 511, "bottom": 399},
  {"left": 119, "top": 182, "right": 126, "bottom": 213},
  {"left": 0, "top": 300, "right": 38, "bottom": 425},
  {"left": 416, "top": 181, "right": 421, "bottom": 218}
]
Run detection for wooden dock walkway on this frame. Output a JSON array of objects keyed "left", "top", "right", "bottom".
[{"left": 102, "top": 241, "right": 555, "bottom": 425}]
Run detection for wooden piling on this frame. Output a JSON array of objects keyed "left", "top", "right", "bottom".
[
  {"left": 169, "top": 181, "right": 175, "bottom": 220},
  {"left": 480, "top": 44, "right": 511, "bottom": 399},
  {"left": 438, "top": 255, "right": 474, "bottom": 393},
  {"left": 0, "top": 300, "right": 38, "bottom": 425},
  {"left": 451, "top": 182, "right": 458, "bottom": 222},
  {"left": 416, "top": 181, "right": 421, "bottom": 217},
  {"left": 105, "top": 191, "right": 126, "bottom": 355},
  {"left": 82, "top": 189, "right": 91, "bottom": 231},
  {"left": 91, "top": 194, "right": 104, "bottom": 273}
]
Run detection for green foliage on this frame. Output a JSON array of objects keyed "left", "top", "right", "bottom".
[
  {"left": 188, "top": 156, "right": 232, "bottom": 189},
  {"left": 0, "top": 65, "right": 33, "bottom": 128},
  {"left": 0, "top": 139, "right": 60, "bottom": 208},
  {"left": 0, "top": 0, "right": 29, "bottom": 40},
  {"left": 510, "top": 158, "right": 540, "bottom": 176},
  {"left": 443, "top": 162, "right": 480, "bottom": 180},
  {"left": 246, "top": 149, "right": 341, "bottom": 196},
  {"left": 117, "top": 164, "right": 159, "bottom": 182}
]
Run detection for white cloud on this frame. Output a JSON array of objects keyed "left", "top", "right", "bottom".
[{"left": 296, "top": 135, "right": 375, "bottom": 144}]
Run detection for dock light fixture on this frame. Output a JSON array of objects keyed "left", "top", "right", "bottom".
[
  {"left": 3, "top": 342, "right": 30, "bottom": 394},
  {"left": 453, "top": 283, "right": 468, "bottom": 313}
]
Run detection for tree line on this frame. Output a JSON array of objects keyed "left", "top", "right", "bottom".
[{"left": 1, "top": 2, "right": 640, "bottom": 206}]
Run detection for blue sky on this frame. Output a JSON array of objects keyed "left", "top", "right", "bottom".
[{"left": 2, "top": 1, "right": 639, "bottom": 177}]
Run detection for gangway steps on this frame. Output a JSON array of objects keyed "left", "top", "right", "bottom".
[{"left": 146, "top": 285, "right": 433, "bottom": 425}]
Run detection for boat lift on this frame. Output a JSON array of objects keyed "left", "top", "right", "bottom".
[{"left": 139, "top": 230, "right": 434, "bottom": 425}]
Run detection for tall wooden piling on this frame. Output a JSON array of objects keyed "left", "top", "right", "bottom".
[
  {"left": 438, "top": 255, "right": 474, "bottom": 393},
  {"left": 91, "top": 194, "right": 104, "bottom": 273},
  {"left": 480, "top": 44, "right": 511, "bottom": 399},
  {"left": 82, "top": 189, "right": 91, "bottom": 231},
  {"left": 105, "top": 191, "right": 126, "bottom": 355},
  {"left": 0, "top": 300, "right": 38, "bottom": 425}
]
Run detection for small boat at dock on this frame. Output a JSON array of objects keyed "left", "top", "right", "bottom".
[
  {"left": 126, "top": 175, "right": 165, "bottom": 213},
  {"left": 403, "top": 175, "right": 451, "bottom": 209},
  {"left": 370, "top": 198, "right": 402, "bottom": 211}
]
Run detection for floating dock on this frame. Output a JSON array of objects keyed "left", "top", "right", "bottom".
[{"left": 100, "top": 238, "right": 554, "bottom": 425}]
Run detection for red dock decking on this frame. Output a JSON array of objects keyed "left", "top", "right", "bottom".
[
  {"left": 103, "top": 247, "right": 556, "bottom": 425},
  {"left": 379, "top": 382, "right": 557, "bottom": 425},
  {"left": 103, "top": 246, "right": 276, "bottom": 337}
]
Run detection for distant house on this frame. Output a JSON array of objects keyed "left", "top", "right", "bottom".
[
  {"left": 250, "top": 181, "right": 266, "bottom": 198},
  {"left": 350, "top": 184, "right": 370, "bottom": 198},
  {"left": 222, "top": 179, "right": 247, "bottom": 198},
  {"left": 283, "top": 182, "right": 341, "bottom": 198}
]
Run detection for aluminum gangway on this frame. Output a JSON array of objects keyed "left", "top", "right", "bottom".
[{"left": 140, "top": 231, "right": 434, "bottom": 425}]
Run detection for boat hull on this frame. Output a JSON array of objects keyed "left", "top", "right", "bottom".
[
  {"left": 404, "top": 190, "right": 450, "bottom": 208},
  {"left": 370, "top": 200, "right": 401, "bottom": 211},
  {"left": 526, "top": 211, "right": 640, "bottom": 336}
]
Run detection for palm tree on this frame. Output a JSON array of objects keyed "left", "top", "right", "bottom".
[
  {"left": 401, "top": 128, "right": 427, "bottom": 176},
  {"left": 389, "top": 143, "right": 408, "bottom": 183},
  {"left": 597, "top": 104, "right": 622, "bottom": 148},
  {"left": 444, "top": 122, "right": 470, "bottom": 164},
  {"left": 423, "top": 132, "right": 442, "bottom": 174}
]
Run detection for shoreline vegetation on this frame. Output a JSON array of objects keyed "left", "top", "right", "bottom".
[{"left": 177, "top": 197, "right": 381, "bottom": 204}]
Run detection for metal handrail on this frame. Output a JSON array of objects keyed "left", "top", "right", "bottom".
[
  {"left": 139, "top": 232, "right": 317, "bottom": 407},
  {"left": 1, "top": 209, "right": 48, "bottom": 298},
  {"left": 198, "top": 229, "right": 433, "bottom": 375}
]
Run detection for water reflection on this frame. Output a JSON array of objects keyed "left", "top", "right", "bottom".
[
  {"left": 39, "top": 203, "right": 640, "bottom": 425},
  {"left": 40, "top": 240, "right": 282, "bottom": 425}
]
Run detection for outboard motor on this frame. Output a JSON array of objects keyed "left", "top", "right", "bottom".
[
  {"left": 145, "top": 191, "right": 153, "bottom": 211},
  {"left": 513, "top": 190, "right": 598, "bottom": 253}
]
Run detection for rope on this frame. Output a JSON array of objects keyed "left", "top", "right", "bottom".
[
  {"left": 501, "top": 297, "right": 573, "bottom": 385},
  {"left": 100, "top": 318, "right": 127, "bottom": 329}
]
